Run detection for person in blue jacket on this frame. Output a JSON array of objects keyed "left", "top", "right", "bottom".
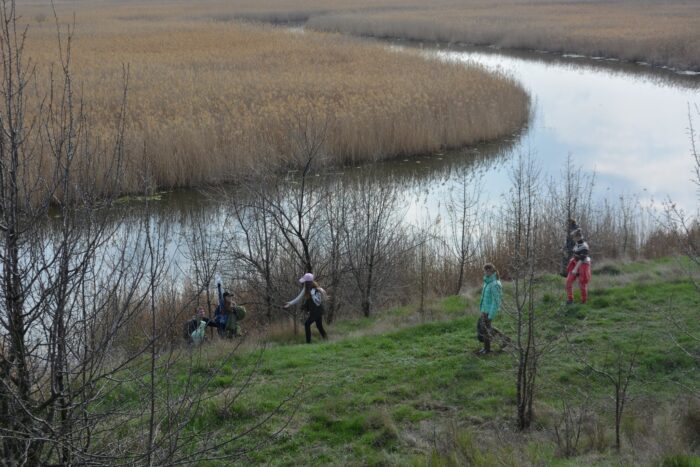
[{"left": 214, "top": 281, "right": 240, "bottom": 338}]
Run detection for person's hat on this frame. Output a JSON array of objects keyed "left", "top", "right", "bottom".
[{"left": 298, "top": 272, "right": 314, "bottom": 284}]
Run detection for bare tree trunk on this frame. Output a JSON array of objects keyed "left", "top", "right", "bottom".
[
  {"left": 548, "top": 154, "right": 595, "bottom": 275},
  {"left": 505, "top": 152, "right": 542, "bottom": 431},
  {"left": 446, "top": 169, "right": 481, "bottom": 295},
  {"left": 577, "top": 343, "right": 640, "bottom": 451},
  {"left": 320, "top": 177, "right": 349, "bottom": 324},
  {"left": 345, "top": 172, "right": 403, "bottom": 318},
  {"left": 229, "top": 191, "right": 281, "bottom": 324},
  {"left": 0, "top": 4, "right": 297, "bottom": 463}
]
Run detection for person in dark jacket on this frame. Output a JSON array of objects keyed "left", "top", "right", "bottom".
[
  {"left": 284, "top": 273, "right": 328, "bottom": 344},
  {"left": 561, "top": 218, "right": 580, "bottom": 277},
  {"left": 565, "top": 229, "right": 592, "bottom": 304},
  {"left": 184, "top": 306, "right": 217, "bottom": 344}
]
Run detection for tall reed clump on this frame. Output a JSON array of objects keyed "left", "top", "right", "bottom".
[
  {"left": 21, "top": 12, "right": 528, "bottom": 197},
  {"left": 306, "top": 1, "right": 700, "bottom": 71}
]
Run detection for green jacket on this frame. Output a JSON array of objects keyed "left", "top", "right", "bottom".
[{"left": 479, "top": 274, "right": 502, "bottom": 320}]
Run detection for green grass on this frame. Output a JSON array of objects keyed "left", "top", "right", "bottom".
[{"left": 113, "top": 259, "right": 700, "bottom": 465}]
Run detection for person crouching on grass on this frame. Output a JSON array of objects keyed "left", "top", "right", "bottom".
[
  {"left": 565, "top": 228, "right": 592, "bottom": 305},
  {"left": 184, "top": 306, "right": 218, "bottom": 345},
  {"left": 284, "top": 273, "right": 328, "bottom": 344},
  {"left": 476, "top": 263, "right": 509, "bottom": 355}
]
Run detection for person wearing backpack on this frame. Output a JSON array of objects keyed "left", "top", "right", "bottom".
[{"left": 284, "top": 273, "right": 328, "bottom": 344}]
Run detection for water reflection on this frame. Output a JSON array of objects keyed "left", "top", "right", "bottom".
[
  {"left": 424, "top": 43, "right": 699, "bottom": 211},
  {"left": 418, "top": 42, "right": 700, "bottom": 88}
]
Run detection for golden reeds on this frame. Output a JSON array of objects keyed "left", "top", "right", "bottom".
[
  {"left": 308, "top": 2, "right": 700, "bottom": 71},
  {"left": 17, "top": 4, "right": 529, "bottom": 195},
  {"left": 35, "top": 0, "right": 700, "bottom": 71}
]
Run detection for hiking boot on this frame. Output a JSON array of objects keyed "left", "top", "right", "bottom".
[{"left": 476, "top": 349, "right": 491, "bottom": 356}]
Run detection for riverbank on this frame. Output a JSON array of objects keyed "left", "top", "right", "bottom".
[
  {"left": 110, "top": 257, "right": 700, "bottom": 464},
  {"left": 19, "top": 6, "right": 528, "bottom": 197}
]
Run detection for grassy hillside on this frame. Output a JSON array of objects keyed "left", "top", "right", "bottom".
[{"left": 123, "top": 258, "right": 700, "bottom": 465}]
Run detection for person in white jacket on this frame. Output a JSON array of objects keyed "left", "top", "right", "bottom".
[{"left": 284, "top": 273, "right": 328, "bottom": 344}]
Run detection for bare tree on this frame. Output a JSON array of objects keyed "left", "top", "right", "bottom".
[
  {"left": 552, "top": 390, "right": 591, "bottom": 458},
  {"left": 445, "top": 167, "right": 482, "bottom": 295},
  {"left": 662, "top": 105, "right": 700, "bottom": 398},
  {"left": 142, "top": 193, "right": 175, "bottom": 465},
  {"left": 182, "top": 203, "right": 228, "bottom": 315},
  {"left": 0, "top": 3, "right": 149, "bottom": 462},
  {"left": 230, "top": 111, "right": 332, "bottom": 333},
  {"left": 228, "top": 188, "right": 283, "bottom": 323},
  {"left": 0, "top": 4, "right": 296, "bottom": 463},
  {"left": 663, "top": 105, "right": 700, "bottom": 289},
  {"left": 547, "top": 155, "right": 595, "bottom": 275},
  {"left": 579, "top": 341, "right": 642, "bottom": 452},
  {"left": 317, "top": 175, "right": 350, "bottom": 323},
  {"left": 503, "top": 152, "right": 542, "bottom": 430},
  {"left": 257, "top": 110, "right": 332, "bottom": 275},
  {"left": 344, "top": 171, "right": 405, "bottom": 317}
]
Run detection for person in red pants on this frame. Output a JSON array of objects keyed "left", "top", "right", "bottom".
[{"left": 566, "top": 229, "right": 591, "bottom": 304}]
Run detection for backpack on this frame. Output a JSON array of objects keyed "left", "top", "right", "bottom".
[
  {"left": 223, "top": 307, "right": 245, "bottom": 336},
  {"left": 233, "top": 305, "right": 246, "bottom": 321},
  {"left": 307, "top": 288, "right": 325, "bottom": 316}
]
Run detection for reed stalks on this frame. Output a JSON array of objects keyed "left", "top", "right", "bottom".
[
  {"left": 32, "top": 0, "right": 700, "bottom": 71},
  {"left": 19, "top": 6, "right": 528, "bottom": 195},
  {"left": 307, "top": 2, "right": 700, "bottom": 71}
]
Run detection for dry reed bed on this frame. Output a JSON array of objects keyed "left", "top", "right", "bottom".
[
  {"left": 39, "top": 0, "right": 700, "bottom": 71},
  {"left": 308, "top": 2, "right": 700, "bottom": 71},
  {"left": 21, "top": 10, "right": 528, "bottom": 194}
]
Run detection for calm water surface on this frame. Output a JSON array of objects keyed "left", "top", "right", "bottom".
[{"left": 399, "top": 43, "right": 700, "bottom": 216}]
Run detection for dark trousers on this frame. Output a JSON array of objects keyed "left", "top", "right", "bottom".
[
  {"left": 478, "top": 314, "right": 509, "bottom": 351},
  {"left": 304, "top": 314, "right": 327, "bottom": 343}
]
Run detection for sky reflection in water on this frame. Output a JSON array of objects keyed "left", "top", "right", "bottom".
[{"left": 427, "top": 46, "right": 699, "bottom": 215}]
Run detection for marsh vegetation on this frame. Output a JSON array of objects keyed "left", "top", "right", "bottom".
[
  {"left": 18, "top": 5, "right": 528, "bottom": 196},
  {"left": 31, "top": 0, "right": 700, "bottom": 71}
]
